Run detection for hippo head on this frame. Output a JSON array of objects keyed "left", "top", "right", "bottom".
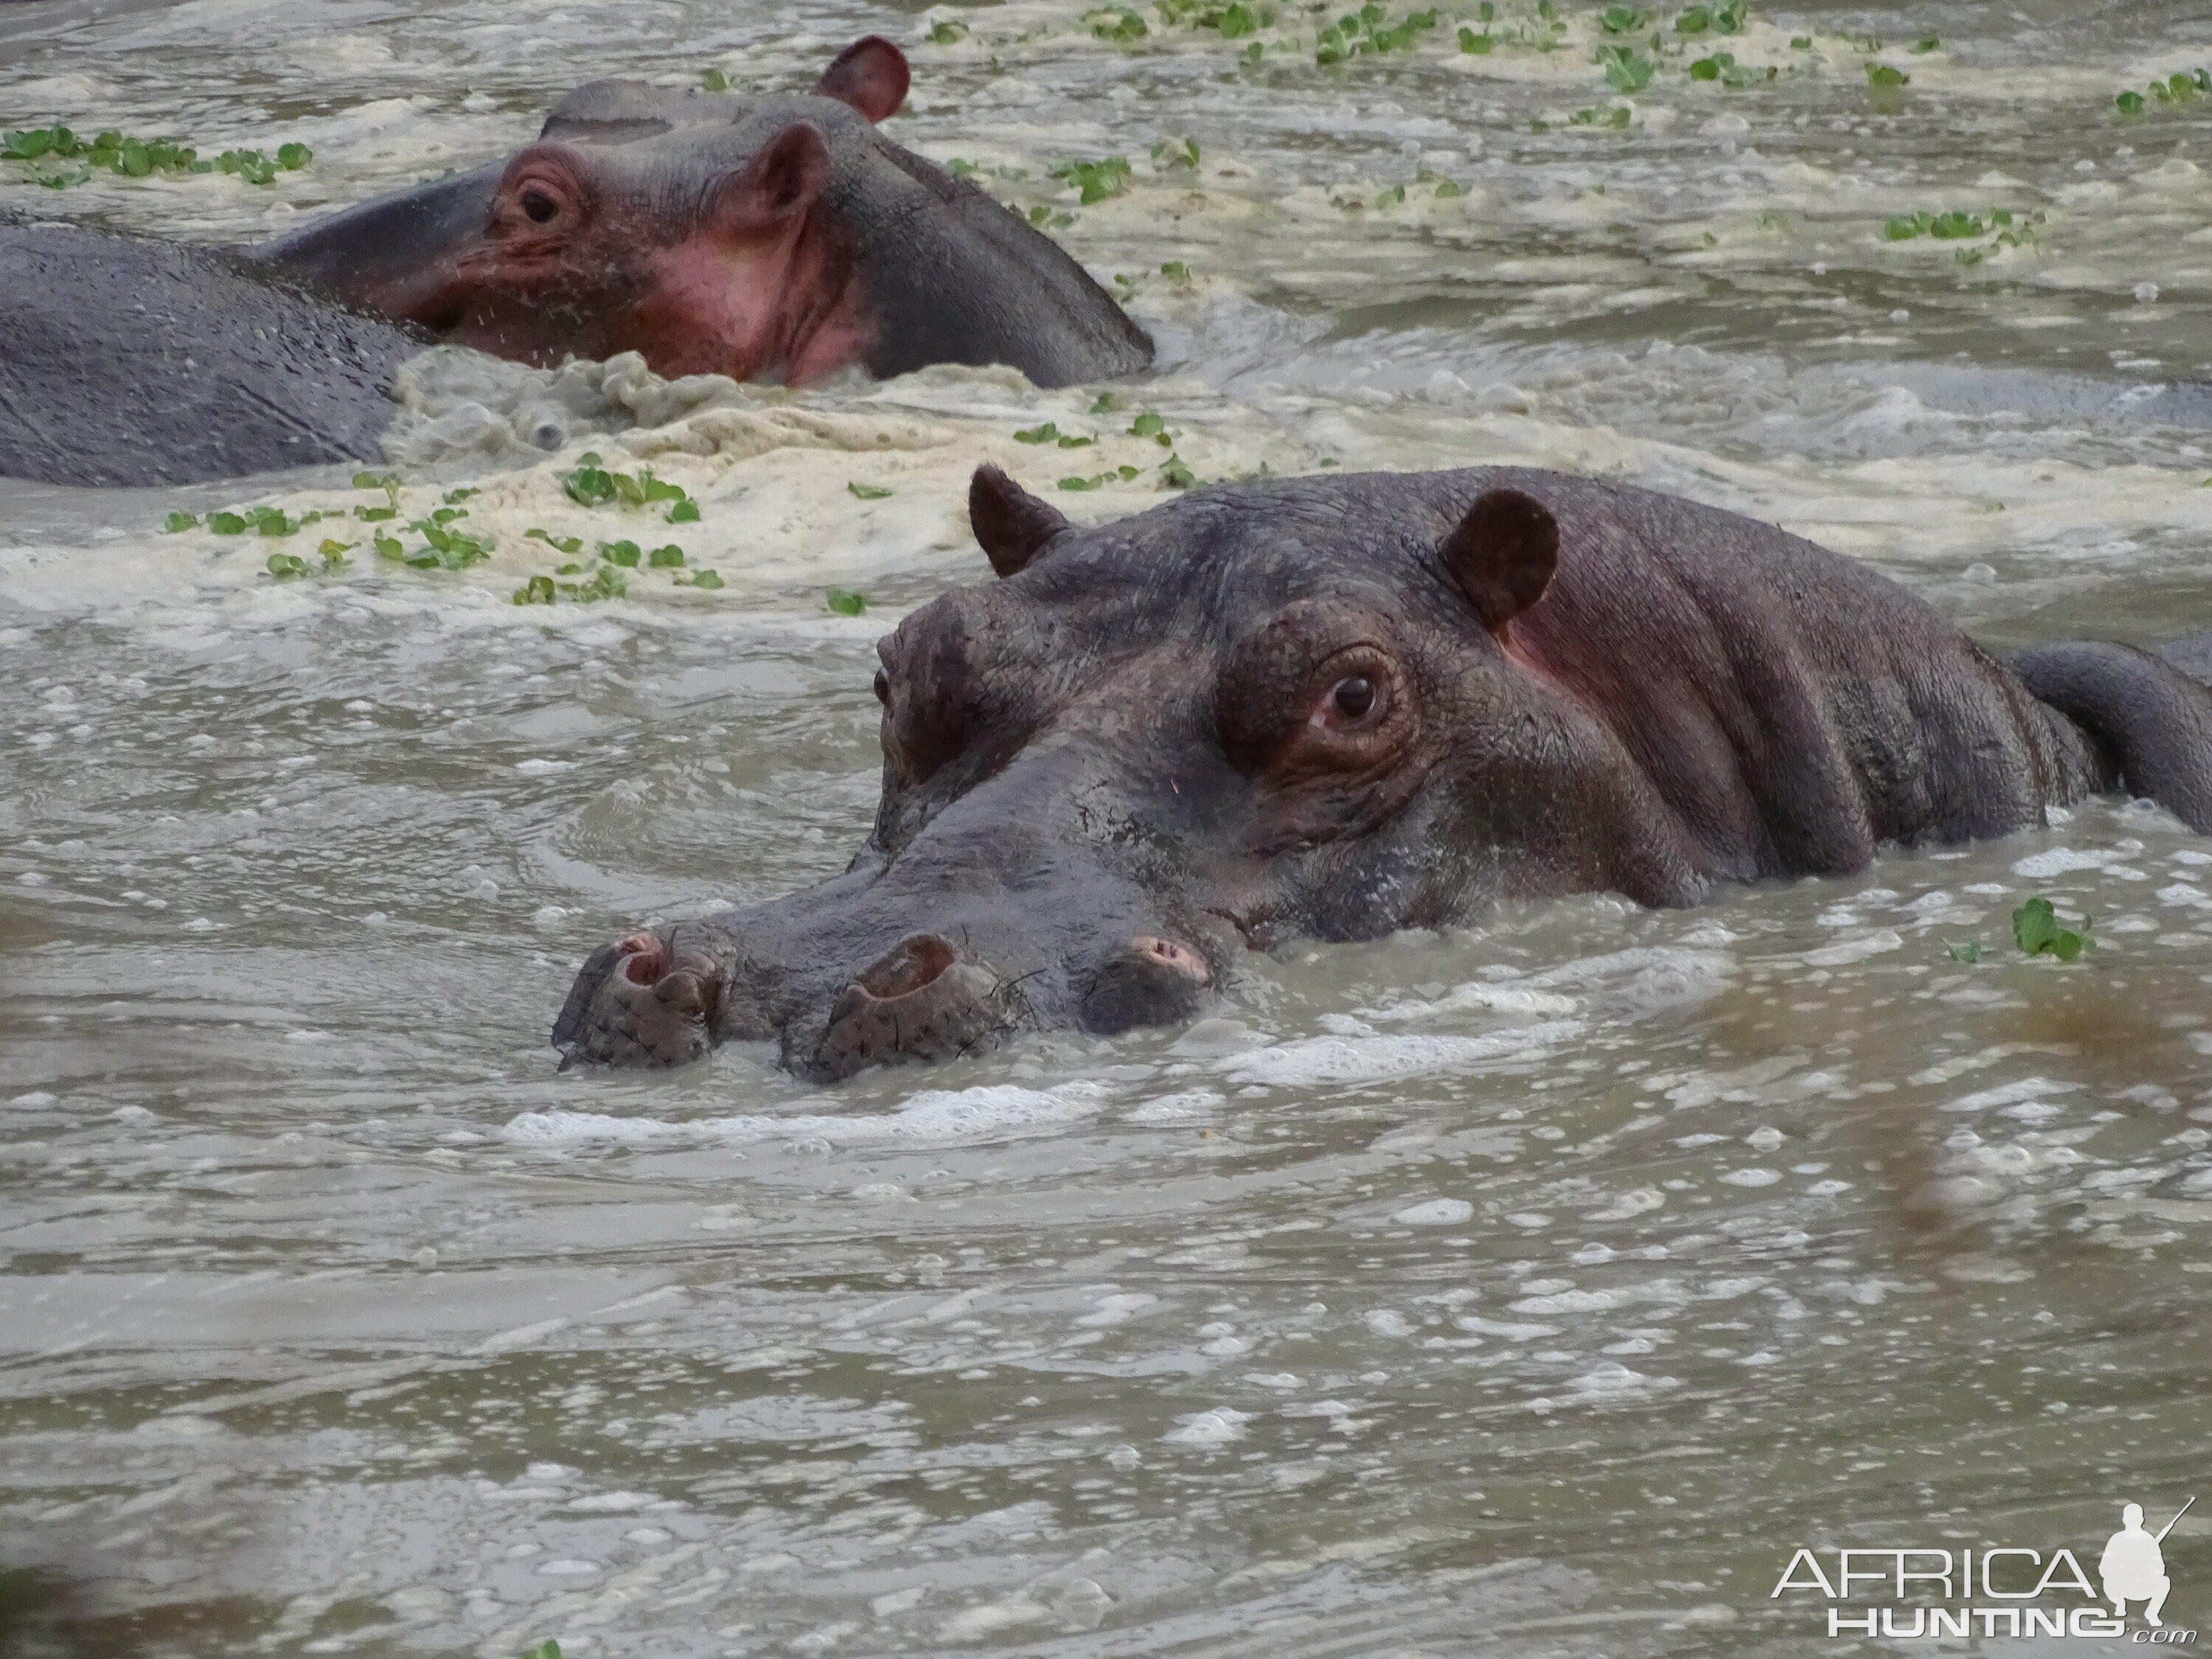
[
  {"left": 353, "top": 38, "right": 912, "bottom": 380},
  {"left": 554, "top": 465, "right": 1672, "bottom": 1081}
]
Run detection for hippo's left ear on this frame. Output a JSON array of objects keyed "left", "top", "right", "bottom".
[
  {"left": 1440, "top": 487, "right": 1559, "bottom": 635},
  {"left": 818, "top": 36, "right": 910, "bottom": 124},
  {"left": 970, "top": 464, "right": 1072, "bottom": 578}
]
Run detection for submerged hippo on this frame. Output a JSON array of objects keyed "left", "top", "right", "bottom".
[
  {"left": 553, "top": 465, "right": 2212, "bottom": 1079},
  {"left": 0, "top": 215, "right": 425, "bottom": 487},
  {"left": 256, "top": 38, "right": 1152, "bottom": 389}
]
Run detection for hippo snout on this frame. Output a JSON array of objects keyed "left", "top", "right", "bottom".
[
  {"left": 808, "top": 933, "right": 1016, "bottom": 1082},
  {"left": 552, "top": 926, "right": 733, "bottom": 1070}
]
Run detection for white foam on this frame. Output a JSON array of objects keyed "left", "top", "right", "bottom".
[
  {"left": 503, "top": 1079, "right": 1108, "bottom": 1148},
  {"left": 1220, "top": 1020, "right": 1580, "bottom": 1088}
]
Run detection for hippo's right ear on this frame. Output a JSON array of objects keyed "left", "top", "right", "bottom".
[
  {"left": 817, "top": 36, "right": 910, "bottom": 124},
  {"left": 970, "top": 465, "right": 1072, "bottom": 578},
  {"left": 1441, "top": 487, "right": 1559, "bottom": 635},
  {"left": 718, "top": 123, "right": 833, "bottom": 234}
]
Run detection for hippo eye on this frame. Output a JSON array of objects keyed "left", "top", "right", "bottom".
[
  {"left": 1331, "top": 676, "right": 1374, "bottom": 722},
  {"left": 521, "top": 188, "right": 560, "bottom": 223},
  {"left": 872, "top": 667, "right": 890, "bottom": 704}
]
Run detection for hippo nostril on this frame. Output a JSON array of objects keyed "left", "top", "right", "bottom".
[
  {"left": 617, "top": 933, "right": 664, "bottom": 985},
  {"left": 1133, "top": 934, "right": 1211, "bottom": 981},
  {"left": 1079, "top": 935, "right": 1217, "bottom": 1036},
  {"left": 855, "top": 933, "right": 958, "bottom": 1002},
  {"left": 653, "top": 970, "right": 708, "bottom": 1015}
]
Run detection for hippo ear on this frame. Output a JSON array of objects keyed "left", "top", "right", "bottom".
[
  {"left": 970, "top": 464, "right": 1071, "bottom": 578},
  {"left": 1441, "top": 487, "right": 1559, "bottom": 634},
  {"left": 719, "top": 123, "right": 832, "bottom": 234},
  {"left": 817, "top": 36, "right": 910, "bottom": 123}
]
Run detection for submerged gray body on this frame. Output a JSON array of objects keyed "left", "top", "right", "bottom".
[{"left": 0, "top": 216, "right": 421, "bottom": 487}]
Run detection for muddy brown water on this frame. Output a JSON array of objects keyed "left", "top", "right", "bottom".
[{"left": 4, "top": 1, "right": 2212, "bottom": 1655}]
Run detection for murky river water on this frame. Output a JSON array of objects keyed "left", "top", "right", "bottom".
[{"left": 6, "top": 0, "right": 2212, "bottom": 1653}]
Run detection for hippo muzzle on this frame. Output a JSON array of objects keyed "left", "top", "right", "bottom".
[{"left": 553, "top": 901, "right": 1222, "bottom": 1082}]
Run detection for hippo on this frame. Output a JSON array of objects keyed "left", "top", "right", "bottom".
[
  {"left": 552, "top": 465, "right": 2212, "bottom": 1080},
  {"left": 0, "top": 214, "right": 425, "bottom": 487},
  {"left": 254, "top": 38, "right": 1153, "bottom": 390}
]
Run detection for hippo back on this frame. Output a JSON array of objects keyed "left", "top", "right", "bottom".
[{"left": 1, "top": 215, "right": 424, "bottom": 487}]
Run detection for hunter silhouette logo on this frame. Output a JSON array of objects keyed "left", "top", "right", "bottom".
[
  {"left": 2103, "top": 1498, "right": 2190, "bottom": 1628},
  {"left": 1771, "top": 1497, "right": 2197, "bottom": 1641}
]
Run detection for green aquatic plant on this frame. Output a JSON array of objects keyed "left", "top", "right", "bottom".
[
  {"left": 1161, "top": 453, "right": 1197, "bottom": 489},
  {"left": 1151, "top": 135, "right": 1201, "bottom": 171},
  {"left": 1688, "top": 51, "right": 1761, "bottom": 86},
  {"left": 1129, "top": 411, "right": 1173, "bottom": 445},
  {"left": 3, "top": 125, "right": 307, "bottom": 187},
  {"left": 1598, "top": 5, "right": 1649, "bottom": 33},
  {"left": 1595, "top": 44, "right": 1654, "bottom": 92},
  {"left": 1864, "top": 61, "right": 1909, "bottom": 87},
  {"left": 925, "top": 19, "right": 968, "bottom": 44},
  {"left": 847, "top": 481, "right": 894, "bottom": 499},
  {"left": 827, "top": 588, "right": 868, "bottom": 616},
  {"left": 2116, "top": 69, "right": 2211, "bottom": 115},
  {"left": 1049, "top": 155, "right": 1133, "bottom": 204},
  {"left": 1058, "top": 467, "right": 1143, "bottom": 490},
  {"left": 1570, "top": 102, "right": 1633, "bottom": 127},
  {"left": 1316, "top": 4, "right": 1438, "bottom": 66},
  {"left": 1090, "top": 7, "right": 1150, "bottom": 41},
  {"left": 2012, "top": 896, "right": 2093, "bottom": 961}
]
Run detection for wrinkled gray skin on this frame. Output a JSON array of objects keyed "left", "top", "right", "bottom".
[
  {"left": 554, "top": 465, "right": 2212, "bottom": 1082},
  {"left": 0, "top": 215, "right": 424, "bottom": 486},
  {"left": 254, "top": 38, "right": 1153, "bottom": 389}
]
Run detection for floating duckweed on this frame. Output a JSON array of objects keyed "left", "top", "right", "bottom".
[
  {"left": 1595, "top": 44, "right": 1654, "bottom": 91},
  {"left": 2012, "top": 896, "right": 2094, "bottom": 961},
  {"left": 1150, "top": 136, "right": 1201, "bottom": 171},
  {"left": 827, "top": 588, "right": 868, "bottom": 616},
  {"left": 1864, "top": 62, "right": 1909, "bottom": 87}
]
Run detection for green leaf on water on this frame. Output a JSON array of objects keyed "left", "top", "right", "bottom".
[
  {"left": 702, "top": 68, "right": 729, "bottom": 91},
  {"left": 1129, "top": 411, "right": 1169, "bottom": 441},
  {"left": 1458, "top": 26, "right": 1492, "bottom": 52},
  {"left": 926, "top": 19, "right": 969, "bottom": 44},
  {"left": 317, "top": 539, "right": 352, "bottom": 564},
  {"left": 1374, "top": 182, "right": 1405, "bottom": 205},
  {"left": 826, "top": 587, "right": 867, "bottom": 616},
  {"left": 1674, "top": 5, "right": 1708, "bottom": 31},
  {"left": 1059, "top": 475, "right": 1101, "bottom": 491},
  {"left": 265, "top": 552, "right": 308, "bottom": 579},
  {"left": 1150, "top": 136, "right": 1201, "bottom": 171},
  {"left": 1944, "top": 939, "right": 1983, "bottom": 964},
  {"left": 1089, "top": 393, "right": 1120, "bottom": 414},
  {"left": 207, "top": 511, "right": 248, "bottom": 535},
  {"left": 2115, "top": 89, "right": 2146, "bottom": 114},
  {"left": 562, "top": 461, "right": 616, "bottom": 507},
  {"left": 526, "top": 529, "right": 584, "bottom": 554},
  {"left": 1014, "top": 422, "right": 1062, "bottom": 444},
  {"left": 276, "top": 142, "right": 311, "bottom": 170},
  {"left": 442, "top": 487, "right": 479, "bottom": 504},
  {"left": 1161, "top": 453, "right": 1197, "bottom": 489},
  {"left": 1048, "top": 155, "right": 1132, "bottom": 205},
  {"left": 1790, "top": 34, "right": 1812, "bottom": 48},
  {"left": 162, "top": 511, "right": 199, "bottom": 532},
  {"left": 374, "top": 533, "right": 403, "bottom": 560},
  {"left": 599, "top": 539, "right": 642, "bottom": 568},
  {"left": 2011, "top": 895, "right": 2093, "bottom": 961},
  {"left": 1159, "top": 260, "right": 1191, "bottom": 279},
  {"left": 1864, "top": 61, "right": 1909, "bottom": 87},
  {"left": 1595, "top": 44, "right": 1654, "bottom": 91},
  {"left": 1090, "top": 8, "right": 1148, "bottom": 42},
  {"left": 684, "top": 569, "right": 725, "bottom": 589},
  {"left": 1910, "top": 33, "right": 1939, "bottom": 52},
  {"left": 645, "top": 543, "right": 685, "bottom": 568},
  {"left": 667, "top": 498, "right": 700, "bottom": 524},
  {"left": 512, "top": 575, "right": 557, "bottom": 605},
  {"left": 847, "top": 481, "right": 893, "bottom": 499},
  {"left": 521, "top": 1641, "right": 562, "bottom": 1659},
  {"left": 1599, "top": 4, "right": 1648, "bottom": 32}
]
